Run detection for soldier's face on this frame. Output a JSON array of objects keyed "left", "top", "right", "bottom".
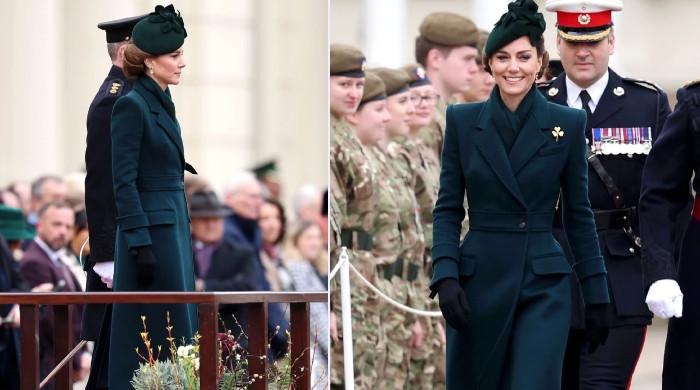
[
  {"left": 347, "top": 100, "right": 390, "bottom": 145},
  {"left": 330, "top": 76, "right": 365, "bottom": 117},
  {"left": 489, "top": 36, "right": 542, "bottom": 103},
  {"left": 386, "top": 90, "right": 414, "bottom": 137},
  {"left": 463, "top": 63, "right": 495, "bottom": 103},
  {"left": 435, "top": 46, "right": 479, "bottom": 95},
  {"left": 149, "top": 48, "right": 186, "bottom": 87},
  {"left": 37, "top": 206, "right": 74, "bottom": 252},
  {"left": 408, "top": 85, "right": 436, "bottom": 129},
  {"left": 557, "top": 34, "right": 614, "bottom": 88}
]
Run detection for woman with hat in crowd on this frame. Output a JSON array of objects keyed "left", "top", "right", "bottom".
[
  {"left": 108, "top": 4, "right": 197, "bottom": 386},
  {"left": 429, "top": 0, "right": 610, "bottom": 388}
]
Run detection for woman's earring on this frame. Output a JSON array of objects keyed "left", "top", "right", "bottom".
[{"left": 149, "top": 68, "right": 155, "bottom": 75}]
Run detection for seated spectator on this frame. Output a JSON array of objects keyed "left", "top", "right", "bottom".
[
  {"left": 0, "top": 229, "right": 29, "bottom": 390},
  {"left": 292, "top": 185, "right": 322, "bottom": 223},
  {"left": 189, "top": 190, "right": 258, "bottom": 344},
  {"left": 223, "top": 171, "right": 289, "bottom": 359},
  {"left": 259, "top": 198, "right": 294, "bottom": 292},
  {"left": 19, "top": 201, "right": 87, "bottom": 387},
  {"left": 29, "top": 175, "right": 67, "bottom": 228},
  {"left": 65, "top": 209, "right": 89, "bottom": 290},
  {"left": 286, "top": 220, "right": 329, "bottom": 387},
  {"left": 0, "top": 205, "right": 35, "bottom": 259}
]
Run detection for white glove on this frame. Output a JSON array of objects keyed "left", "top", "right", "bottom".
[
  {"left": 93, "top": 261, "right": 115, "bottom": 288},
  {"left": 645, "top": 279, "right": 683, "bottom": 319}
]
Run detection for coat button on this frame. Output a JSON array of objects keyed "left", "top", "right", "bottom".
[
  {"left": 629, "top": 247, "right": 635, "bottom": 253},
  {"left": 519, "top": 221, "right": 527, "bottom": 229}
]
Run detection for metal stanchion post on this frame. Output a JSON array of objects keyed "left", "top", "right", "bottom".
[{"left": 339, "top": 247, "right": 355, "bottom": 390}]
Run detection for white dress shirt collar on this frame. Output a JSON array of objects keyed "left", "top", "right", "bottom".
[{"left": 565, "top": 70, "right": 609, "bottom": 113}]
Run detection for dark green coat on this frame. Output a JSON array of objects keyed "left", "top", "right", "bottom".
[
  {"left": 431, "top": 91, "right": 610, "bottom": 389},
  {"left": 109, "top": 76, "right": 197, "bottom": 388}
]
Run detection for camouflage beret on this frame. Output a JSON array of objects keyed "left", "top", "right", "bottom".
[
  {"left": 330, "top": 43, "right": 366, "bottom": 77},
  {"left": 371, "top": 67, "right": 410, "bottom": 97},
  {"left": 402, "top": 64, "right": 431, "bottom": 88},
  {"left": 360, "top": 71, "right": 386, "bottom": 105},
  {"left": 419, "top": 12, "right": 479, "bottom": 47}
]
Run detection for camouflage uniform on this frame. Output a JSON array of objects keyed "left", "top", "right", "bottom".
[
  {"left": 329, "top": 115, "right": 384, "bottom": 390},
  {"left": 418, "top": 98, "right": 447, "bottom": 162},
  {"left": 368, "top": 141, "right": 425, "bottom": 390}
]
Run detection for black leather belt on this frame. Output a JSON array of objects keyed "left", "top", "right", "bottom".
[
  {"left": 340, "top": 228, "right": 373, "bottom": 251},
  {"left": 377, "top": 258, "right": 421, "bottom": 282},
  {"left": 593, "top": 208, "right": 637, "bottom": 230}
]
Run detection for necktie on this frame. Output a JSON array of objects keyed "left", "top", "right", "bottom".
[{"left": 579, "top": 90, "right": 593, "bottom": 118}]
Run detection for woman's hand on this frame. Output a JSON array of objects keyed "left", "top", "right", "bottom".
[
  {"left": 132, "top": 246, "right": 156, "bottom": 287},
  {"left": 437, "top": 278, "right": 470, "bottom": 331},
  {"left": 583, "top": 303, "right": 610, "bottom": 353}
]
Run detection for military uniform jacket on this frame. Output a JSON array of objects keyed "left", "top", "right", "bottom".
[
  {"left": 539, "top": 69, "right": 671, "bottom": 327},
  {"left": 640, "top": 81, "right": 700, "bottom": 390},
  {"left": 431, "top": 91, "right": 609, "bottom": 388},
  {"left": 85, "top": 65, "right": 131, "bottom": 264},
  {"left": 109, "top": 76, "right": 197, "bottom": 389}
]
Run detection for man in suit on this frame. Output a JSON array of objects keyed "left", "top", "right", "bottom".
[
  {"left": 189, "top": 190, "right": 257, "bottom": 345},
  {"left": 20, "top": 201, "right": 84, "bottom": 388},
  {"left": 538, "top": 1, "right": 672, "bottom": 388},
  {"left": 223, "top": 171, "right": 289, "bottom": 359},
  {"left": 82, "top": 13, "right": 146, "bottom": 390}
]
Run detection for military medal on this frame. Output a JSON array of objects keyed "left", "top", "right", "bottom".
[
  {"left": 552, "top": 126, "right": 564, "bottom": 142},
  {"left": 591, "top": 127, "right": 652, "bottom": 155}
]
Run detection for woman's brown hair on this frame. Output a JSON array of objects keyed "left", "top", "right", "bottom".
[{"left": 122, "top": 41, "right": 151, "bottom": 79}]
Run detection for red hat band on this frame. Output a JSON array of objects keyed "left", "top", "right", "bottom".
[{"left": 557, "top": 10, "right": 612, "bottom": 29}]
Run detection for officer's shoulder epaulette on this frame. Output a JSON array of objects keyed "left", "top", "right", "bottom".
[
  {"left": 536, "top": 78, "right": 555, "bottom": 88},
  {"left": 682, "top": 78, "right": 700, "bottom": 90},
  {"left": 621, "top": 76, "right": 663, "bottom": 93},
  {"left": 105, "top": 79, "right": 125, "bottom": 97}
]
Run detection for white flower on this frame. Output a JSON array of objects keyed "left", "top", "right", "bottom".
[
  {"left": 194, "top": 357, "right": 200, "bottom": 371},
  {"left": 235, "top": 353, "right": 241, "bottom": 361}
]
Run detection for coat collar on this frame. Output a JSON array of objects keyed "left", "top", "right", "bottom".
[
  {"left": 474, "top": 90, "right": 551, "bottom": 207},
  {"left": 133, "top": 78, "right": 185, "bottom": 158}
]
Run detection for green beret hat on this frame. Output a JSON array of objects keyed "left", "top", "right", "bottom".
[
  {"left": 0, "top": 205, "right": 34, "bottom": 241},
  {"left": 132, "top": 4, "right": 187, "bottom": 55},
  {"left": 419, "top": 12, "right": 479, "bottom": 47},
  {"left": 371, "top": 67, "right": 410, "bottom": 97},
  {"left": 330, "top": 43, "right": 366, "bottom": 77},
  {"left": 484, "top": 0, "right": 546, "bottom": 56},
  {"left": 360, "top": 71, "right": 386, "bottom": 105},
  {"left": 402, "top": 64, "right": 431, "bottom": 88}
]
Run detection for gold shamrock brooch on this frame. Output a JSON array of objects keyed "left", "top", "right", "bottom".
[{"left": 552, "top": 126, "right": 564, "bottom": 142}]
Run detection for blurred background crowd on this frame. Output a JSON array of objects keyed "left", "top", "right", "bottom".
[{"left": 0, "top": 0, "right": 328, "bottom": 388}]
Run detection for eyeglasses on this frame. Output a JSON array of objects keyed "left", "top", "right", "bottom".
[{"left": 410, "top": 94, "right": 436, "bottom": 105}]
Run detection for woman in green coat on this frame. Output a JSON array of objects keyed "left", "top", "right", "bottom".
[
  {"left": 430, "top": 1, "right": 611, "bottom": 388},
  {"left": 109, "top": 5, "right": 197, "bottom": 388}
]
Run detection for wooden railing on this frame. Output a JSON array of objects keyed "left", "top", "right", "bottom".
[{"left": 0, "top": 291, "right": 327, "bottom": 390}]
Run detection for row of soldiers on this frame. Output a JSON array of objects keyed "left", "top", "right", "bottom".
[{"left": 328, "top": 12, "right": 490, "bottom": 389}]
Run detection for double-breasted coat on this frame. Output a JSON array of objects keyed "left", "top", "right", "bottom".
[
  {"left": 431, "top": 90, "right": 610, "bottom": 389},
  {"left": 109, "top": 76, "right": 197, "bottom": 388}
]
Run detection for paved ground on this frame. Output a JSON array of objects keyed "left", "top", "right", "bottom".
[{"left": 630, "top": 318, "right": 666, "bottom": 389}]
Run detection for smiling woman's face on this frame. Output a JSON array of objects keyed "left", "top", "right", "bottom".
[
  {"left": 488, "top": 36, "right": 541, "bottom": 103},
  {"left": 146, "top": 47, "right": 186, "bottom": 87}
]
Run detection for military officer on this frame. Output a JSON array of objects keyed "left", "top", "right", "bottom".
[
  {"left": 83, "top": 13, "right": 146, "bottom": 390},
  {"left": 329, "top": 45, "right": 383, "bottom": 389},
  {"left": 414, "top": 12, "right": 480, "bottom": 161},
  {"left": 538, "top": 1, "right": 671, "bottom": 388},
  {"left": 639, "top": 79, "right": 700, "bottom": 389}
]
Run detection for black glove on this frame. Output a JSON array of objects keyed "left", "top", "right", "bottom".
[
  {"left": 131, "top": 246, "right": 156, "bottom": 287},
  {"left": 437, "top": 278, "right": 470, "bottom": 331},
  {"left": 583, "top": 303, "right": 610, "bottom": 353}
]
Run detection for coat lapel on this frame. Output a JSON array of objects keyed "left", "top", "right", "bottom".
[
  {"left": 474, "top": 100, "right": 526, "bottom": 208},
  {"left": 135, "top": 83, "right": 185, "bottom": 158},
  {"left": 589, "top": 70, "right": 624, "bottom": 127},
  {"left": 509, "top": 91, "right": 550, "bottom": 175}
]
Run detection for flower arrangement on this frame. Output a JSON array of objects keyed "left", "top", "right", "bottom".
[{"left": 130, "top": 312, "right": 327, "bottom": 389}]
